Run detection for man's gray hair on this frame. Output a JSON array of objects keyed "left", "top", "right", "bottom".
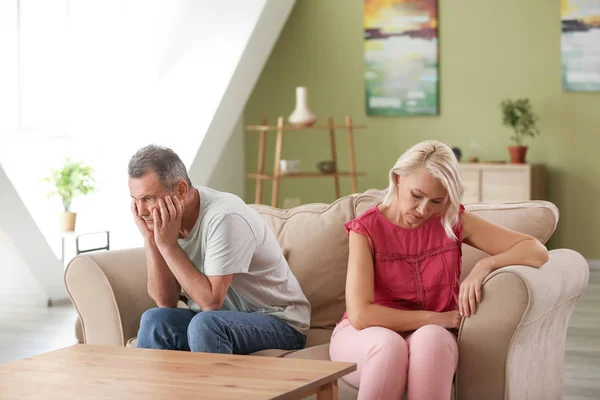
[{"left": 128, "top": 144, "right": 192, "bottom": 190}]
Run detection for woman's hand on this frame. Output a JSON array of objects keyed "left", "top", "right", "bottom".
[
  {"left": 459, "top": 262, "right": 492, "bottom": 318},
  {"left": 437, "top": 310, "right": 462, "bottom": 329}
]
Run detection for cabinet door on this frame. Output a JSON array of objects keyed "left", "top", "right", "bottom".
[
  {"left": 481, "top": 169, "right": 529, "bottom": 202},
  {"left": 461, "top": 170, "right": 481, "bottom": 203}
]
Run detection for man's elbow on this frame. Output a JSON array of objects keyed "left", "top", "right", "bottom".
[
  {"left": 201, "top": 304, "right": 222, "bottom": 312},
  {"left": 194, "top": 296, "right": 225, "bottom": 312},
  {"left": 149, "top": 290, "right": 179, "bottom": 308},
  {"left": 156, "top": 302, "right": 178, "bottom": 308},
  {"left": 153, "top": 294, "right": 179, "bottom": 308}
]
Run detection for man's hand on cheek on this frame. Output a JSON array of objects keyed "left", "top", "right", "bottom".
[
  {"left": 131, "top": 199, "right": 154, "bottom": 242},
  {"left": 153, "top": 195, "right": 184, "bottom": 251}
]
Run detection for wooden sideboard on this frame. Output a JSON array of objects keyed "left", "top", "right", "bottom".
[{"left": 459, "top": 163, "right": 546, "bottom": 203}]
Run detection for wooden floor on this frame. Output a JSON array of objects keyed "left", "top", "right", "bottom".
[
  {"left": 564, "top": 269, "right": 600, "bottom": 399},
  {"left": 0, "top": 295, "right": 78, "bottom": 365},
  {"left": 0, "top": 271, "right": 598, "bottom": 398}
]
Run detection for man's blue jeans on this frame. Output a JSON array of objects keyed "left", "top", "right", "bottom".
[{"left": 136, "top": 308, "right": 307, "bottom": 354}]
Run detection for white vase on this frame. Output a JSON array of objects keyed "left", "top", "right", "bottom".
[
  {"left": 288, "top": 87, "right": 317, "bottom": 127},
  {"left": 280, "top": 159, "right": 301, "bottom": 175}
]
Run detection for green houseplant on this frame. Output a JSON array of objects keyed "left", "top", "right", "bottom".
[
  {"left": 500, "top": 98, "right": 540, "bottom": 163},
  {"left": 43, "top": 158, "right": 96, "bottom": 232}
]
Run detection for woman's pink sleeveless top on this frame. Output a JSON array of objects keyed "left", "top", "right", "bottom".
[{"left": 342, "top": 204, "right": 465, "bottom": 318}]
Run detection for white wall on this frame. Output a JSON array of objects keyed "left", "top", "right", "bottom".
[
  {"left": 0, "top": 164, "right": 65, "bottom": 301},
  {"left": 188, "top": 0, "right": 296, "bottom": 188},
  {"left": 0, "top": 0, "right": 18, "bottom": 138},
  {"left": 203, "top": 116, "right": 245, "bottom": 197},
  {"left": 0, "top": 228, "right": 48, "bottom": 305}
]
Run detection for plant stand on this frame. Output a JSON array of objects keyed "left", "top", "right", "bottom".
[{"left": 247, "top": 116, "right": 366, "bottom": 207}]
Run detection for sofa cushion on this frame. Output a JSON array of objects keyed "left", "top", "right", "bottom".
[
  {"left": 305, "top": 328, "right": 333, "bottom": 347},
  {"left": 250, "top": 196, "right": 357, "bottom": 330},
  {"left": 283, "top": 342, "right": 330, "bottom": 360},
  {"left": 251, "top": 349, "right": 294, "bottom": 357},
  {"left": 354, "top": 188, "right": 387, "bottom": 216}
]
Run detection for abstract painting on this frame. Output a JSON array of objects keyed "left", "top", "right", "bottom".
[
  {"left": 561, "top": 0, "right": 600, "bottom": 91},
  {"left": 364, "top": 0, "right": 439, "bottom": 116}
]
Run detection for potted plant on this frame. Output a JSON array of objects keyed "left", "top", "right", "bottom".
[
  {"left": 43, "top": 158, "right": 96, "bottom": 232},
  {"left": 500, "top": 98, "right": 540, "bottom": 164}
]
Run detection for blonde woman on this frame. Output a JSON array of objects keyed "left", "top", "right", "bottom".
[{"left": 329, "top": 140, "right": 548, "bottom": 400}]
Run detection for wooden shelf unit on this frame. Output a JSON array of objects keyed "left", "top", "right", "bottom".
[
  {"left": 248, "top": 116, "right": 366, "bottom": 207},
  {"left": 246, "top": 124, "right": 368, "bottom": 131},
  {"left": 248, "top": 172, "right": 367, "bottom": 180}
]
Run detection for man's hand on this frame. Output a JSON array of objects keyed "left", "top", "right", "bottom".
[
  {"left": 131, "top": 199, "right": 153, "bottom": 243},
  {"left": 154, "top": 195, "right": 184, "bottom": 251},
  {"left": 458, "top": 261, "right": 492, "bottom": 318}
]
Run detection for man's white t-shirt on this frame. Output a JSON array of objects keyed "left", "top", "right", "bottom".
[{"left": 178, "top": 186, "right": 310, "bottom": 335}]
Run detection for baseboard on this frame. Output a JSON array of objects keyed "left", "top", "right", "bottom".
[
  {"left": 47, "top": 297, "right": 73, "bottom": 307},
  {"left": 587, "top": 259, "right": 600, "bottom": 270}
]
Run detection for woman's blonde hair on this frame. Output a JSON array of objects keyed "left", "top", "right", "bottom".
[{"left": 383, "top": 140, "right": 464, "bottom": 241}]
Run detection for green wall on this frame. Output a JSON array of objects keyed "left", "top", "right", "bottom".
[{"left": 244, "top": 0, "right": 600, "bottom": 258}]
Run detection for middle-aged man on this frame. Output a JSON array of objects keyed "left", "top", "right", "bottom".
[{"left": 128, "top": 144, "right": 310, "bottom": 354}]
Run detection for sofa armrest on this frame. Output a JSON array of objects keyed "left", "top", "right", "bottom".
[
  {"left": 455, "top": 249, "right": 589, "bottom": 400},
  {"left": 64, "top": 247, "right": 154, "bottom": 346}
]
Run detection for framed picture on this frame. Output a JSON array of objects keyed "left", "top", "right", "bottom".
[
  {"left": 561, "top": 0, "right": 600, "bottom": 91},
  {"left": 364, "top": 0, "right": 439, "bottom": 116}
]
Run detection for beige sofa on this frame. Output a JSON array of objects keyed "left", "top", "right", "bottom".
[{"left": 65, "top": 189, "right": 589, "bottom": 400}]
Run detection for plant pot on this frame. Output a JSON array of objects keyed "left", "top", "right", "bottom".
[
  {"left": 288, "top": 87, "right": 317, "bottom": 127},
  {"left": 59, "top": 212, "right": 77, "bottom": 232},
  {"left": 508, "top": 145, "right": 528, "bottom": 164}
]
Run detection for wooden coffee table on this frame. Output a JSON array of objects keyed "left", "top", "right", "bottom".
[{"left": 0, "top": 344, "right": 356, "bottom": 399}]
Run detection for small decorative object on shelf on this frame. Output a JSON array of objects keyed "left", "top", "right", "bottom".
[
  {"left": 468, "top": 141, "right": 480, "bottom": 164},
  {"left": 280, "top": 160, "right": 301, "bottom": 175},
  {"left": 500, "top": 97, "right": 540, "bottom": 164},
  {"left": 317, "top": 160, "right": 336, "bottom": 174},
  {"left": 288, "top": 87, "right": 317, "bottom": 127},
  {"left": 247, "top": 116, "right": 366, "bottom": 207},
  {"left": 451, "top": 147, "right": 462, "bottom": 162}
]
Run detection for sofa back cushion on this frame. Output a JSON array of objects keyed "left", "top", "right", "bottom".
[{"left": 250, "top": 196, "right": 358, "bottom": 330}]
